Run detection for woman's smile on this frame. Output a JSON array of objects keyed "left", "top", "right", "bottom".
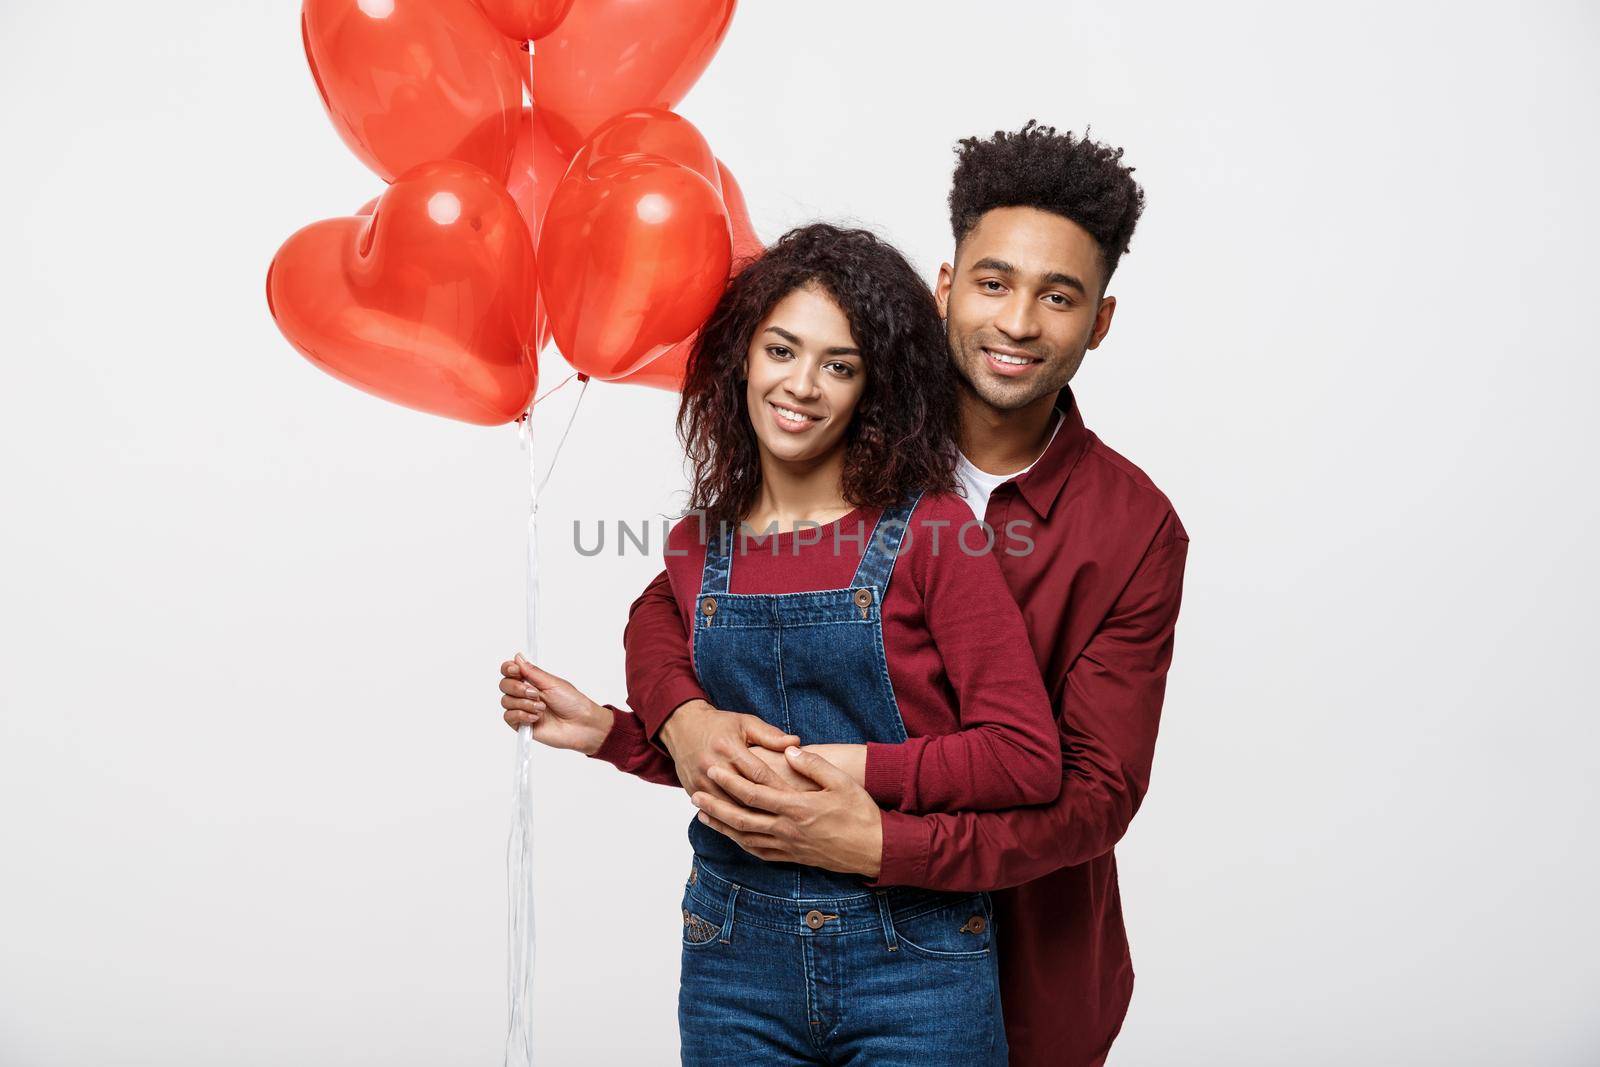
[{"left": 767, "top": 400, "right": 824, "bottom": 432}]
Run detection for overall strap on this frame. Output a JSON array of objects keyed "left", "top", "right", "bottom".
[
  {"left": 849, "top": 491, "right": 925, "bottom": 593},
  {"left": 698, "top": 516, "right": 735, "bottom": 597}
]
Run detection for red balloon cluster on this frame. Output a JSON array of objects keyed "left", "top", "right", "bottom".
[{"left": 269, "top": 0, "right": 756, "bottom": 424}]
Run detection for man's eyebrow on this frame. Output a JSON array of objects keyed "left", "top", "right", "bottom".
[
  {"left": 764, "top": 325, "right": 860, "bottom": 357},
  {"left": 1045, "top": 271, "right": 1088, "bottom": 295},
  {"left": 969, "top": 257, "right": 1015, "bottom": 274}
]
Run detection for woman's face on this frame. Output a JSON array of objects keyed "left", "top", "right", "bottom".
[{"left": 744, "top": 284, "right": 866, "bottom": 465}]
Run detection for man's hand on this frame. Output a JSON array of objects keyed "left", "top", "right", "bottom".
[
  {"left": 498, "top": 654, "right": 613, "bottom": 756},
  {"left": 692, "top": 747, "right": 885, "bottom": 879},
  {"left": 657, "top": 699, "right": 800, "bottom": 800}
]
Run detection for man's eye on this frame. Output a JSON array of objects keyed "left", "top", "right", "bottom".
[
  {"left": 981, "top": 280, "right": 1005, "bottom": 292},
  {"left": 1045, "top": 293, "right": 1071, "bottom": 306}
]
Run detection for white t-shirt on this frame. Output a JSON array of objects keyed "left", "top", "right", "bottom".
[{"left": 954, "top": 410, "right": 1064, "bottom": 522}]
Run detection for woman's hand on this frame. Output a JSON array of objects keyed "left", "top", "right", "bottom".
[{"left": 498, "top": 654, "right": 613, "bottom": 756}]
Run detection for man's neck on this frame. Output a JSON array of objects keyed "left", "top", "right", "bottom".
[{"left": 956, "top": 387, "right": 1063, "bottom": 476}]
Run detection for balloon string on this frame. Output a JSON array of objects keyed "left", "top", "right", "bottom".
[{"left": 537, "top": 376, "right": 588, "bottom": 496}]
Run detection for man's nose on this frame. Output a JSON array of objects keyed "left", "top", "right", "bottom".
[{"left": 993, "top": 293, "right": 1041, "bottom": 341}]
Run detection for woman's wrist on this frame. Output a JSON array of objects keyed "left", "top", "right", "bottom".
[{"left": 578, "top": 700, "right": 616, "bottom": 756}]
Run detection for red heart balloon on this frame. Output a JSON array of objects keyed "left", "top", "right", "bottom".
[
  {"left": 267, "top": 161, "right": 539, "bottom": 425},
  {"left": 538, "top": 158, "right": 731, "bottom": 380},
  {"left": 581, "top": 109, "right": 721, "bottom": 192},
  {"left": 301, "top": 0, "right": 523, "bottom": 182},
  {"left": 506, "top": 105, "right": 570, "bottom": 354},
  {"left": 474, "top": 0, "right": 575, "bottom": 41},
  {"left": 614, "top": 157, "right": 760, "bottom": 392},
  {"left": 716, "top": 158, "right": 763, "bottom": 267},
  {"left": 530, "top": 0, "right": 738, "bottom": 154}
]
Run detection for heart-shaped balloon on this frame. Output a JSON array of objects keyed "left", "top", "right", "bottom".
[
  {"left": 614, "top": 158, "right": 762, "bottom": 392},
  {"left": 301, "top": 0, "right": 523, "bottom": 182},
  {"left": 267, "top": 160, "right": 539, "bottom": 425},
  {"left": 530, "top": 0, "right": 738, "bottom": 154},
  {"left": 538, "top": 158, "right": 731, "bottom": 380},
  {"left": 716, "top": 158, "right": 763, "bottom": 267},
  {"left": 580, "top": 109, "right": 721, "bottom": 192},
  {"left": 506, "top": 105, "right": 570, "bottom": 354},
  {"left": 474, "top": 0, "right": 575, "bottom": 41}
]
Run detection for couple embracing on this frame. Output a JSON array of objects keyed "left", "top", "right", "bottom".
[{"left": 497, "top": 121, "right": 1188, "bottom": 1066}]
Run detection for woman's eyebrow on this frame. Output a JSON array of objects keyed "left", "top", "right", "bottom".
[{"left": 764, "top": 325, "right": 859, "bottom": 356}]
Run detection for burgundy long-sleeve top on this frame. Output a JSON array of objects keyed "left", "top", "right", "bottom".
[
  {"left": 593, "top": 388, "right": 1189, "bottom": 1067},
  {"left": 597, "top": 489, "right": 1062, "bottom": 812}
]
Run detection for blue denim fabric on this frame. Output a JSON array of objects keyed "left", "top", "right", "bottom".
[
  {"left": 678, "top": 495, "right": 1007, "bottom": 1065},
  {"left": 679, "top": 861, "right": 1006, "bottom": 1066}
]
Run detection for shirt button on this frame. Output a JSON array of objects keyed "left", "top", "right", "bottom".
[{"left": 805, "top": 910, "right": 826, "bottom": 930}]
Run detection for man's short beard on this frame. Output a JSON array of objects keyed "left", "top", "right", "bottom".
[{"left": 949, "top": 330, "right": 1076, "bottom": 411}]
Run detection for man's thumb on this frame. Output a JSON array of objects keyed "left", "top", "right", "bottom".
[{"left": 742, "top": 716, "right": 800, "bottom": 751}]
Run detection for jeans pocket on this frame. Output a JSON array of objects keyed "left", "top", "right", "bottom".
[
  {"left": 891, "top": 892, "right": 994, "bottom": 961},
  {"left": 681, "top": 885, "right": 728, "bottom": 949}
]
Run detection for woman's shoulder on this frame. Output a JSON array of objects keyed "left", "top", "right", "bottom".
[
  {"left": 909, "top": 488, "right": 981, "bottom": 528},
  {"left": 665, "top": 512, "right": 713, "bottom": 554}
]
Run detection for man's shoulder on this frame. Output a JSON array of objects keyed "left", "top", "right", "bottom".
[{"left": 1075, "top": 431, "right": 1188, "bottom": 547}]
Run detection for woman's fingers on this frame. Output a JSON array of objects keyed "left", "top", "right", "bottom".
[{"left": 499, "top": 677, "right": 543, "bottom": 700}]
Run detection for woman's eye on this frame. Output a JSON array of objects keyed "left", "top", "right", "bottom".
[
  {"left": 766, "top": 345, "right": 792, "bottom": 359},
  {"left": 826, "top": 361, "right": 855, "bottom": 377}
]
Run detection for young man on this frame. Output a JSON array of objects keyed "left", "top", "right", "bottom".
[{"left": 534, "top": 122, "right": 1188, "bottom": 1065}]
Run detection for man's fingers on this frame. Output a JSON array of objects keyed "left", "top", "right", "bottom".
[
  {"left": 740, "top": 715, "right": 801, "bottom": 752},
  {"left": 696, "top": 811, "right": 785, "bottom": 854},
  {"left": 784, "top": 746, "right": 854, "bottom": 789},
  {"left": 691, "top": 790, "right": 780, "bottom": 836},
  {"left": 706, "top": 766, "right": 804, "bottom": 818}
]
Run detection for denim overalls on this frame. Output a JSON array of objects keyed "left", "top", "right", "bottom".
[{"left": 677, "top": 494, "right": 1008, "bottom": 1066}]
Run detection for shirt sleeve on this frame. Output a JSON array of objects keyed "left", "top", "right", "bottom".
[
  {"left": 621, "top": 566, "right": 707, "bottom": 742},
  {"left": 862, "top": 494, "right": 1063, "bottom": 813},
  {"left": 869, "top": 520, "right": 1189, "bottom": 890},
  {"left": 587, "top": 703, "right": 681, "bottom": 787}
]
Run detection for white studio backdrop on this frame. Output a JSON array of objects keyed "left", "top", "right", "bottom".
[{"left": 2, "top": 1, "right": 1598, "bottom": 1063}]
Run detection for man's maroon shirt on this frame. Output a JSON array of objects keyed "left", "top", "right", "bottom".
[{"left": 594, "top": 387, "right": 1189, "bottom": 1066}]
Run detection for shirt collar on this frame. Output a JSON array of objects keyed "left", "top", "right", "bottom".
[{"left": 1012, "top": 386, "right": 1091, "bottom": 520}]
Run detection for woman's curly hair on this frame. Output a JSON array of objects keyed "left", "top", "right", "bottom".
[{"left": 678, "top": 223, "right": 960, "bottom": 530}]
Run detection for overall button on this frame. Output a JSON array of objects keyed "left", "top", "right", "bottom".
[
  {"left": 701, "top": 597, "right": 717, "bottom": 617},
  {"left": 853, "top": 587, "right": 873, "bottom": 617},
  {"left": 803, "top": 909, "right": 838, "bottom": 930}
]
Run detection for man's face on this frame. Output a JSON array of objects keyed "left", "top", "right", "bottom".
[{"left": 936, "top": 206, "right": 1118, "bottom": 412}]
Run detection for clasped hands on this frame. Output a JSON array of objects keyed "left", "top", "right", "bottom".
[{"left": 498, "top": 655, "right": 883, "bottom": 879}]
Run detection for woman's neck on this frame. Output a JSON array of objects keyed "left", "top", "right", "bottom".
[{"left": 744, "top": 446, "right": 853, "bottom": 533}]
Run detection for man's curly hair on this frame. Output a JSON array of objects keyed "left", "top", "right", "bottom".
[
  {"left": 949, "top": 120, "right": 1145, "bottom": 286},
  {"left": 678, "top": 223, "right": 961, "bottom": 530}
]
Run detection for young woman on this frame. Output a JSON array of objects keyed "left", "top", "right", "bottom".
[{"left": 497, "top": 224, "right": 1059, "bottom": 1064}]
